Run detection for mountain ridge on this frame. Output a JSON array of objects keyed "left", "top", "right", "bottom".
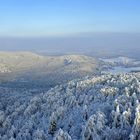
[{"left": 0, "top": 51, "right": 100, "bottom": 88}]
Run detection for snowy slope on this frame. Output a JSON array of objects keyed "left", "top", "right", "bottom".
[
  {"left": 100, "top": 56, "right": 140, "bottom": 67},
  {"left": 0, "top": 52, "right": 99, "bottom": 88},
  {"left": 0, "top": 73, "right": 140, "bottom": 139},
  {"left": 0, "top": 52, "right": 98, "bottom": 75}
]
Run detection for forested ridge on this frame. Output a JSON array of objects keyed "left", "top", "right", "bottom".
[{"left": 0, "top": 73, "right": 140, "bottom": 140}]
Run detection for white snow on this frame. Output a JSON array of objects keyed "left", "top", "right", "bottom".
[
  {"left": 105, "top": 66, "right": 140, "bottom": 74},
  {"left": 0, "top": 73, "right": 140, "bottom": 139}
]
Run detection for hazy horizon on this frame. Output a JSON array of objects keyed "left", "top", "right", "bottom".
[
  {"left": 0, "top": 32, "right": 140, "bottom": 58},
  {"left": 0, "top": 0, "right": 140, "bottom": 57}
]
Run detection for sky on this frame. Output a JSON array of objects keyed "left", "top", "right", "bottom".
[
  {"left": 0, "top": 0, "right": 140, "bottom": 55},
  {"left": 0, "top": 0, "right": 140, "bottom": 37}
]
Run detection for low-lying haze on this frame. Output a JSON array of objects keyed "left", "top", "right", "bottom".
[{"left": 0, "top": 33, "right": 140, "bottom": 58}]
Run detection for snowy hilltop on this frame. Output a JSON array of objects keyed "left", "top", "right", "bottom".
[
  {"left": 0, "top": 52, "right": 100, "bottom": 89},
  {"left": 0, "top": 73, "right": 140, "bottom": 140}
]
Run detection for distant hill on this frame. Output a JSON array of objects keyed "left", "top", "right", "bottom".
[
  {"left": 0, "top": 52, "right": 100, "bottom": 87},
  {"left": 0, "top": 51, "right": 44, "bottom": 72}
]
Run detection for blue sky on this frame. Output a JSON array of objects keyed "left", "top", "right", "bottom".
[{"left": 0, "top": 0, "right": 140, "bottom": 37}]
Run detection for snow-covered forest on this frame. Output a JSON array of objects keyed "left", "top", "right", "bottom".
[{"left": 1, "top": 72, "right": 140, "bottom": 140}]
